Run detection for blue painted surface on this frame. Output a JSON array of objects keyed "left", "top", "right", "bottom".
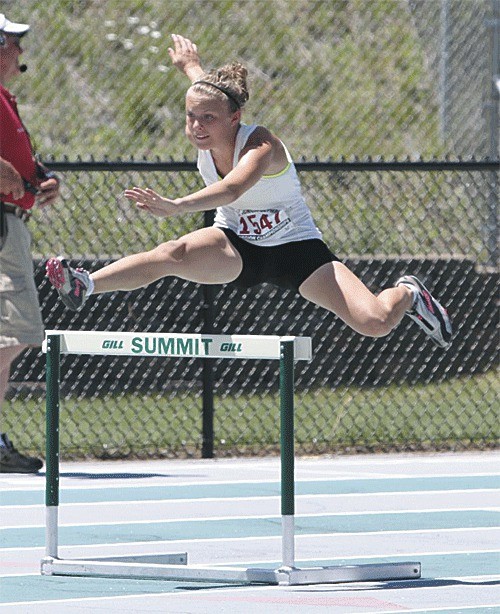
[
  {"left": 1, "top": 552, "right": 498, "bottom": 603},
  {"left": 1, "top": 510, "right": 498, "bottom": 549},
  {"left": 2, "top": 474, "right": 499, "bottom": 506},
  {"left": 2, "top": 462, "right": 498, "bottom": 610}
]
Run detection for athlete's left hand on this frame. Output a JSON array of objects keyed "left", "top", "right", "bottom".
[
  {"left": 168, "top": 34, "right": 204, "bottom": 82},
  {"left": 124, "top": 187, "right": 179, "bottom": 217}
]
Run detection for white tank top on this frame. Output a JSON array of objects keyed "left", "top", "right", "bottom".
[{"left": 197, "top": 123, "right": 322, "bottom": 246}]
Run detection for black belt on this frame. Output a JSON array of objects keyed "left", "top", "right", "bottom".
[{"left": 1, "top": 202, "right": 32, "bottom": 222}]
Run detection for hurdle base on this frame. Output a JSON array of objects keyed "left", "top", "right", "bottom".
[
  {"left": 278, "top": 561, "right": 421, "bottom": 585},
  {"left": 40, "top": 557, "right": 421, "bottom": 585}
]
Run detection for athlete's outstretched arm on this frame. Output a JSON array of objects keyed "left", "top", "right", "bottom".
[{"left": 124, "top": 130, "right": 276, "bottom": 217}]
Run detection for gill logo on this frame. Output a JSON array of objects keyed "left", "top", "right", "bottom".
[
  {"left": 102, "top": 340, "right": 124, "bottom": 349},
  {"left": 220, "top": 342, "right": 242, "bottom": 352}
]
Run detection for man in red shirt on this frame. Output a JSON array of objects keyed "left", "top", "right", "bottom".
[{"left": 0, "top": 13, "right": 60, "bottom": 472}]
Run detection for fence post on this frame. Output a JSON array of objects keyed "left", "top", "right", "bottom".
[
  {"left": 486, "top": 0, "right": 499, "bottom": 267},
  {"left": 202, "top": 210, "right": 216, "bottom": 458}
]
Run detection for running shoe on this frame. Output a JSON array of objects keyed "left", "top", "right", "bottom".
[
  {"left": 396, "top": 275, "right": 452, "bottom": 349},
  {"left": 46, "top": 257, "right": 90, "bottom": 311},
  {"left": 0, "top": 433, "right": 43, "bottom": 473}
]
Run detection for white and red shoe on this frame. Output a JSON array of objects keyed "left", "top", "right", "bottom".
[
  {"left": 397, "top": 275, "right": 452, "bottom": 349},
  {"left": 46, "top": 257, "right": 91, "bottom": 311}
]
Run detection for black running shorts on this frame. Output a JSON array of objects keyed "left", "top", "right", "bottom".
[{"left": 221, "top": 228, "right": 339, "bottom": 291}]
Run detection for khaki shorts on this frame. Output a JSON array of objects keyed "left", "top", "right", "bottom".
[{"left": 0, "top": 214, "right": 44, "bottom": 348}]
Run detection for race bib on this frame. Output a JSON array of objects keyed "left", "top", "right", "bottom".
[{"left": 237, "top": 209, "right": 291, "bottom": 241}]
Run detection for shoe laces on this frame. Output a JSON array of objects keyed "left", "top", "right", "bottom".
[{"left": 0, "top": 433, "right": 15, "bottom": 451}]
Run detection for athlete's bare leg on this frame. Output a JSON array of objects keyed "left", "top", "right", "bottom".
[
  {"left": 91, "top": 227, "right": 243, "bottom": 292},
  {"left": 299, "top": 261, "right": 413, "bottom": 337}
]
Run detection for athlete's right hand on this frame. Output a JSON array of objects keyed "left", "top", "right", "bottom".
[{"left": 124, "top": 187, "right": 179, "bottom": 218}]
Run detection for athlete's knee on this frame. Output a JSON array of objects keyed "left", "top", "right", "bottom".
[{"left": 357, "top": 308, "right": 398, "bottom": 338}]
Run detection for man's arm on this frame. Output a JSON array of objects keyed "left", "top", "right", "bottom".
[{"left": 0, "top": 157, "right": 25, "bottom": 201}]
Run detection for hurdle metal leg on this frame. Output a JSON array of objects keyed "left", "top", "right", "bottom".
[
  {"left": 41, "top": 332, "right": 421, "bottom": 585},
  {"left": 279, "top": 339, "right": 296, "bottom": 570},
  {"left": 44, "top": 334, "right": 60, "bottom": 561},
  {"left": 273, "top": 339, "right": 421, "bottom": 586},
  {"left": 40, "top": 333, "right": 188, "bottom": 576}
]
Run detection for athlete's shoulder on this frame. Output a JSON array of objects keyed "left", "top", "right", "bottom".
[
  {"left": 247, "top": 125, "right": 277, "bottom": 141},
  {"left": 242, "top": 125, "right": 284, "bottom": 153}
]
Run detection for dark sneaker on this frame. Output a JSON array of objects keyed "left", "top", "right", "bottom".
[
  {"left": 397, "top": 275, "right": 452, "bottom": 349},
  {"left": 0, "top": 433, "right": 43, "bottom": 473},
  {"left": 46, "top": 257, "right": 90, "bottom": 311}
]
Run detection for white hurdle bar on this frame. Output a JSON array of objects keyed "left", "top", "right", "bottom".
[{"left": 41, "top": 330, "right": 421, "bottom": 585}]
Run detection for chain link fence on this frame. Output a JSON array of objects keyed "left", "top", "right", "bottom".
[
  {"left": 2, "top": 0, "right": 498, "bottom": 459},
  {"left": 4, "top": 0, "right": 499, "bottom": 160},
  {"left": 5, "top": 160, "right": 498, "bottom": 459}
]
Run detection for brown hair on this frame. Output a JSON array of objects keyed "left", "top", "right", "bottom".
[{"left": 192, "top": 62, "right": 249, "bottom": 112}]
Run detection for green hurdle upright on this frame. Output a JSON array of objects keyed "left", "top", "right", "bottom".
[{"left": 41, "top": 330, "right": 421, "bottom": 585}]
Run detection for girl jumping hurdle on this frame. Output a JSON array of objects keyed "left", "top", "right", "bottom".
[{"left": 46, "top": 34, "right": 451, "bottom": 349}]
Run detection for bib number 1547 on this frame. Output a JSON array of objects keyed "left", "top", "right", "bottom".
[{"left": 238, "top": 209, "right": 288, "bottom": 237}]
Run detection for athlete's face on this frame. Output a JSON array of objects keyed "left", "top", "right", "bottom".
[{"left": 185, "top": 90, "right": 240, "bottom": 150}]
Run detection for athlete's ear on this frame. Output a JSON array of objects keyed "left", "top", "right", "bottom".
[{"left": 231, "top": 109, "right": 241, "bottom": 126}]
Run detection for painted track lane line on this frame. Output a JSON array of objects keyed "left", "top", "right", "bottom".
[
  {"left": 3, "top": 526, "right": 499, "bottom": 552},
  {"left": 4, "top": 489, "right": 498, "bottom": 527},
  {"left": 2, "top": 470, "right": 499, "bottom": 496}
]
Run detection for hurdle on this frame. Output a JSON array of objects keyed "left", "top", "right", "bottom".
[{"left": 40, "top": 330, "right": 421, "bottom": 585}]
